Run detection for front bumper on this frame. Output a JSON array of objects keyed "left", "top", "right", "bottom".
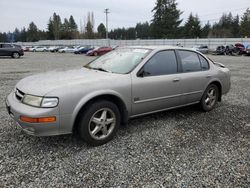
[{"left": 6, "top": 92, "right": 60, "bottom": 136}]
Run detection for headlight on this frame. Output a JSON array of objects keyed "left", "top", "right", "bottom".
[
  {"left": 22, "top": 95, "right": 43, "bottom": 107},
  {"left": 41, "top": 98, "right": 59, "bottom": 108},
  {"left": 22, "top": 95, "right": 59, "bottom": 108}
]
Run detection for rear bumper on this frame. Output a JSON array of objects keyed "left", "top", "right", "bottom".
[{"left": 6, "top": 92, "right": 61, "bottom": 136}]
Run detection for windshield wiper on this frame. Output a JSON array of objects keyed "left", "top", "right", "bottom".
[{"left": 91, "top": 67, "right": 112, "bottom": 73}]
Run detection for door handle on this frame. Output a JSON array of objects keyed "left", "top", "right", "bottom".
[{"left": 173, "top": 78, "right": 180, "bottom": 82}]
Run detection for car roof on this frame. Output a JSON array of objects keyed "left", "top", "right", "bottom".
[{"left": 119, "top": 45, "right": 193, "bottom": 51}]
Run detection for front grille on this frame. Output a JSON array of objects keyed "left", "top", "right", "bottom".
[{"left": 15, "top": 88, "right": 25, "bottom": 101}]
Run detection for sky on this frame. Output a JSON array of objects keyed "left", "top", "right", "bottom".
[{"left": 0, "top": 0, "right": 249, "bottom": 32}]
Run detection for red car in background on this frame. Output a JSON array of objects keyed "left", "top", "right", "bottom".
[
  {"left": 86, "top": 46, "right": 113, "bottom": 56},
  {"left": 233, "top": 43, "right": 247, "bottom": 55}
]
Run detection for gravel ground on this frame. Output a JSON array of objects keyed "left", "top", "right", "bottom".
[{"left": 0, "top": 52, "right": 249, "bottom": 187}]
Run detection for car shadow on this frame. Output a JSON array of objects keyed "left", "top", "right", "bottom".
[
  {"left": 14, "top": 101, "right": 250, "bottom": 157},
  {"left": 23, "top": 104, "right": 202, "bottom": 150}
]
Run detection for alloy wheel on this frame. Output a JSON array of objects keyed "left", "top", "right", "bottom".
[
  {"left": 88, "top": 108, "right": 116, "bottom": 140},
  {"left": 13, "top": 52, "right": 20, "bottom": 58},
  {"left": 205, "top": 88, "right": 217, "bottom": 108}
]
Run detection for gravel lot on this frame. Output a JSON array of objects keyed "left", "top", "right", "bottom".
[{"left": 0, "top": 52, "right": 249, "bottom": 187}]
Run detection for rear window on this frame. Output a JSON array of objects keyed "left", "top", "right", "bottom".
[
  {"left": 179, "top": 50, "right": 201, "bottom": 72},
  {"left": 2, "top": 44, "right": 12, "bottom": 48}
]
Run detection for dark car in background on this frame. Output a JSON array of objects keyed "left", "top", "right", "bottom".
[
  {"left": 0, "top": 43, "right": 24, "bottom": 58},
  {"left": 214, "top": 45, "right": 226, "bottom": 55},
  {"left": 74, "top": 46, "right": 94, "bottom": 54},
  {"left": 86, "top": 46, "right": 113, "bottom": 56},
  {"left": 246, "top": 45, "right": 250, "bottom": 56}
]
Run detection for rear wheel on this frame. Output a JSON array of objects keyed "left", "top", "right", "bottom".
[
  {"left": 78, "top": 100, "right": 120, "bottom": 146},
  {"left": 94, "top": 52, "right": 98, "bottom": 56},
  {"left": 12, "top": 52, "right": 20, "bottom": 59},
  {"left": 200, "top": 84, "right": 219, "bottom": 111}
]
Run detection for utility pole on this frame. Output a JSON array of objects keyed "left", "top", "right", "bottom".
[{"left": 104, "top": 8, "right": 110, "bottom": 40}]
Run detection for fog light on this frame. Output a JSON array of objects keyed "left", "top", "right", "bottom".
[{"left": 20, "top": 116, "right": 56, "bottom": 123}]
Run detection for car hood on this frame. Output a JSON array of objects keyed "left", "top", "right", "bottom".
[{"left": 16, "top": 68, "right": 119, "bottom": 96}]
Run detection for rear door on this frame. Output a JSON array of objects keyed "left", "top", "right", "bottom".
[
  {"left": 176, "top": 50, "right": 210, "bottom": 104},
  {"left": 1, "top": 44, "right": 13, "bottom": 56},
  {"left": 131, "top": 50, "right": 183, "bottom": 115}
]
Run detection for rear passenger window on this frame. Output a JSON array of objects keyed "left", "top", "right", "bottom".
[
  {"left": 179, "top": 51, "right": 201, "bottom": 72},
  {"left": 3, "top": 44, "right": 12, "bottom": 48},
  {"left": 199, "top": 55, "right": 209, "bottom": 70},
  {"left": 143, "top": 50, "right": 177, "bottom": 76}
]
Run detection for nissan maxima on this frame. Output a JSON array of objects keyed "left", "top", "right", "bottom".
[{"left": 6, "top": 46, "right": 231, "bottom": 146}]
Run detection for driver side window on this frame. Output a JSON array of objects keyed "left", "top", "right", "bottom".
[{"left": 143, "top": 50, "right": 178, "bottom": 76}]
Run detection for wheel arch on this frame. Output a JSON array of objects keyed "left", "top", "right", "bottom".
[
  {"left": 207, "top": 80, "right": 222, "bottom": 101},
  {"left": 72, "top": 92, "right": 129, "bottom": 133}
]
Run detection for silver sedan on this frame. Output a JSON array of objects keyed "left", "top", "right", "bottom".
[{"left": 6, "top": 46, "right": 231, "bottom": 146}]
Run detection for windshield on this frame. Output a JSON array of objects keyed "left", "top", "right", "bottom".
[{"left": 85, "top": 48, "right": 151, "bottom": 74}]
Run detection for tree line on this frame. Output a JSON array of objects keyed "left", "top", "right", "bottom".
[{"left": 0, "top": 0, "right": 250, "bottom": 42}]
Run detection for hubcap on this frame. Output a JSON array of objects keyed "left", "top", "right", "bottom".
[
  {"left": 88, "top": 108, "right": 116, "bottom": 140},
  {"left": 205, "top": 88, "right": 216, "bottom": 108},
  {"left": 13, "top": 53, "right": 19, "bottom": 58}
]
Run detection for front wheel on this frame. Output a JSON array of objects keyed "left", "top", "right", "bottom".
[
  {"left": 78, "top": 100, "right": 120, "bottom": 146},
  {"left": 200, "top": 84, "right": 219, "bottom": 112}
]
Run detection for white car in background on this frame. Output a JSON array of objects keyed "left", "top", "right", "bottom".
[
  {"left": 32, "top": 46, "right": 48, "bottom": 52},
  {"left": 28, "top": 46, "right": 37, "bottom": 52},
  {"left": 192, "top": 45, "right": 209, "bottom": 54},
  {"left": 48, "top": 46, "right": 59, "bottom": 51},
  {"left": 58, "top": 47, "right": 77, "bottom": 53}
]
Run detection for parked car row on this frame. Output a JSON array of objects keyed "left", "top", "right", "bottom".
[
  {"left": 213, "top": 43, "right": 250, "bottom": 56},
  {"left": 22, "top": 45, "right": 114, "bottom": 56}
]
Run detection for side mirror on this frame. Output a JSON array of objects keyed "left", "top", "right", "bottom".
[{"left": 137, "top": 69, "right": 145, "bottom": 77}]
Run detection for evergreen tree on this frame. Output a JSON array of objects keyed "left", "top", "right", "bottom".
[
  {"left": 201, "top": 22, "right": 211, "bottom": 38},
  {"left": 240, "top": 8, "right": 250, "bottom": 37},
  {"left": 85, "top": 12, "right": 94, "bottom": 39},
  {"left": 97, "top": 23, "right": 106, "bottom": 38},
  {"left": 13, "top": 28, "right": 21, "bottom": 42},
  {"left": 61, "top": 18, "right": 71, "bottom": 39},
  {"left": 183, "top": 13, "right": 201, "bottom": 38},
  {"left": 47, "top": 18, "right": 54, "bottom": 40},
  {"left": 27, "top": 22, "right": 39, "bottom": 42},
  {"left": 20, "top": 28, "right": 27, "bottom": 42},
  {"left": 135, "top": 22, "right": 150, "bottom": 39},
  {"left": 69, "top": 15, "right": 78, "bottom": 38},
  {"left": 232, "top": 15, "right": 240, "bottom": 37},
  {"left": 47, "top": 13, "right": 62, "bottom": 40},
  {"left": 0, "top": 32, "right": 8, "bottom": 42},
  {"left": 151, "top": 0, "right": 182, "bottom": 39}
]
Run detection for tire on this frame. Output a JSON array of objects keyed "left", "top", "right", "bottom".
[
  {"left": 200, "top": 84, "right": 219, "bottom": 112},
  {"left": 12, "top": 52, "right": 20, "bottom": 59},
  {"left": 94, "top": 52, "right": 98, "bottom": 56},
  {"left": 78, "top": 100, "right": 120, "bottom": 146}
]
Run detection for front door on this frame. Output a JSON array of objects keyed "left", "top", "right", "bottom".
[{"left": 131, "top": 50, "right": 182, "bottom": 116}]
